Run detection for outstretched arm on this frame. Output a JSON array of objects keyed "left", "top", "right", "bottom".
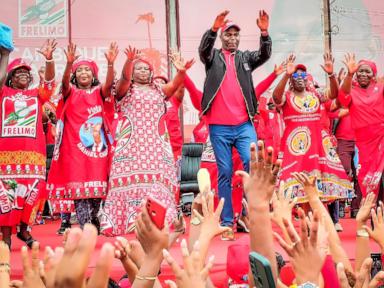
[
  {"left": 62, "top": 42, "right": 80, "bottom": 99},
  {"left": 198, "top": 10, "right": 229, "bottom": 64},
  {"left": 320, "top": 52, "right": 338, "bottom": 100},
  {"left": 272, "top": 54, "right": 295, "bottom": 105},
  {"left": 184, "top": 74, "right": 203, "bottom": 111},
  {"left": 101, "top": 42, "right": 119, "bottom": 99},
  {"left": 38, "top": 39, "right": 57, "bottom": 82},
  {"left": 248, "top": 10, "right": 272, "bottom": 70},
  {"left": 116, "top": 46, "right": 139, "bottom": 100},
  {"left": 0, "top": 48, "right": 10, "bottom": 89}
]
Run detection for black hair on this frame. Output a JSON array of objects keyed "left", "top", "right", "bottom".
[{"left": 70, "top": 73, "right": 100, "bottom": 87}]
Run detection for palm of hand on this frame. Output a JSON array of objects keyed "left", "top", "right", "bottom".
[
  {"left": 257, "top": 16, "right": 269, "bottom": 31},
  {"left": 286, "top": 63, "right": 296, "bottom": 75}
]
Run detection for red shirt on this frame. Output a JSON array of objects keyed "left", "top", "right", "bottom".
[
  {"left": 206, "top": 49, "right": 248, "bottom": 125},
  {"left": 339, "top": 82, "right": 384, "bottom": 130},
  {"left": 335, "top": 113, "right": 355, "bottom": 141}
]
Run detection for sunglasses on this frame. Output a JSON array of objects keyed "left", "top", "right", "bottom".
[{"left": 292, "top": 71, "right": 307, "bottom": 79}]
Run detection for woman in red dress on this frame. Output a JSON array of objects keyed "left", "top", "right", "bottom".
[
  {"left": 273, "top": 54, "right": 352, "bottom": 203},
  {"left": 47, "top": 42, "right": 118, "bottom": 232},
  {"left": 99, "top": 47, "right": 194, "bottom": 236},
  {"left": 0, "top": 39, "right": 56, "bottom": 248},
  {"left": 339, "top": 54, "right": 384, "bottom": 199}
]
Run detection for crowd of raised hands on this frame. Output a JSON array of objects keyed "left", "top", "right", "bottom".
[{"left": 2, "top": 142, "right": 384, "bottom": 287}]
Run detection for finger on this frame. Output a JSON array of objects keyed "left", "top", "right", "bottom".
[
  {"left": 201, "top": 195, "right": 209, "bottom": 217},
  {"left": 192, "top": 209, "right": 204, "bottom": 222},
  {"left": 298, "top": 208, "right": 309, "bottom": 248},
  {"left": 378, "top": 206, "right": 383, "bottom": 224},
  {"left": 163, "top": 249, "right": 183, "bottom": 277},
  {"left": 273, "top": 232, "right": 293, "bottom": 257},
  {"left": 21, "top": 246, "right": 31, "bottom": 274},
  {"left": 164, "top": 280, "right": 178, "bottom": 288},
  {"left": 86, "top": 243, "right": 115, "bottom": 288},
  {"left": 64, "top": 227, "right": 82, "bottom": 255},
  {"left": 214, "top": 198, "right": 225, "bottom": 219},
  {"left": 363, "top": 225, "right": 374, "bottom": 238},
  {"left": 369, "top": 271, "right": 384, "bottom": 288},
  {"left": 309, "top": 210, "right": 319, "bottom": 247},
  {"left": 200, "top": 255, "right": 215, "bottom": 279},
  {"left": 257, "top": 140, "right": 265, "bottom": 167},
  {"left": 265, "top": 146, "right": 274, "bottom": 168},
  {"left": 371, "top": 208, "right": 379, "bottom": 227},
  {"left": 283, "top": 217, "right": 300, "bottom": 244},
  {"left": 31, "top": 241, "right": 40, "bottom": 273},
  {"left": 356, "top": 258, "right": 372, "bottom": 287},
  {"left": 72, "top": 224, "right": 97, "bottom": 273},
  {"left": 180, "top": 239, "right": 192, "bottom": 272},
  {"left": 336, "top": 263, "right": 350, "bottom": 288}
]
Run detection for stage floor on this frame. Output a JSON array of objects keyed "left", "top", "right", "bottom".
[{"left": 8, "top": 218, "right": 382, "bottom": 287}]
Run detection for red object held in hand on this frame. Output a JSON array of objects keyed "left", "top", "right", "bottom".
[{"left": 146, "top": 197, "right": 167, "bottom": 230}]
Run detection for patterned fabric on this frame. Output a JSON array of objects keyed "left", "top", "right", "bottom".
[
  {"left": 0, "top": 178, "right": 43, "bottom": 226},
  {"left": 0, "top": 83, "right": 53, "bottom": 227},
  {"left": 278, "top": 90, "right": 353, "bottom": 203},
  {"left": 100, "top": 84, "right": 178, "bottom": 236},
  {"left": 74, "top": 198, "right": 102, "bottom": 228},
  {"left": 47, "top": 86, "right": 109, "bottom": 203}
]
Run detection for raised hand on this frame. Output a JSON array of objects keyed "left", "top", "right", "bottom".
[
  {"left": 274, "top": 60, "right": 286, "bottom": 76},
  {"left": 321, "top": 52, "right": 335, "bottom": 75},
  {"left": 64, "top": 42, "right": 80, "bottom": 64},
  {"left": 38, "top": 39, "right": 57, "bottom": 60},
  {"left": 163, "top": 240, "right": 214, "bottom": 288},
  {"left": 274, "top": 209, "right": 326, "bottom": 286},
  {"left": 363, "top": 204, "right": 384, "bottom": 251},
  {"left": 342, "top": 53, "right": 359, "bottom": 76},
  {"left": 271, "top": 181, "right": 297, "bottom": 226},
  {"left": 291, "top": 172, "right": 319, "bottom": 202},
  {"left": 135, "top": 204, "right": 169, "bottom": 258},
  {"left": 236, "top": 141, "right": 281, "bottom": 207},
  {"left": 170, "top": 51, "right": 195, "bottom": 72},
  {"left": 355, "top": 192, "right": 376, "bottom": 225},
  {"left": 337, "top": 258, "right": 384, "bottom": 288},
  {"left": 285, "top": 54, "right": 296, "bottom": 76},
  {"left": 212, "top": 10, "right": 230, "bottom": 32},
  {"left": 193, "top": 192, "right": 231, "bottom": 240},
  {"left": 104, "top": 42, "right": 119, "bottom": 64},
  {"left": 124, "top": 45, "right": 140, "bottom": 62},
  {"left": 257, "top": 10, "right": 270, "bottom": 32}
]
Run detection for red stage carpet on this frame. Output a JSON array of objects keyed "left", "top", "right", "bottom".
[{"left": 9, "top": 218, "right": 382, "bottom": 287}]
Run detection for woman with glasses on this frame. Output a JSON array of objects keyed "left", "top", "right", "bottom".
[{"left": 272, "top": 53, "right": 352, "bottom": 204}]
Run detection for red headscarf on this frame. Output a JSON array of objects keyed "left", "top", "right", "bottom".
[
  {"left": 72, "top": 58, "right": 99, "bottom": 79},
  {"left": 132, "top": 58, "right": 154, "bottom": 83},
  {"left": 358, "top": 60, "right": 377, "bottom": 76}
]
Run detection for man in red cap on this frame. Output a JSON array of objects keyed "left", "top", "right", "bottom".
[{"left": 198, "top": 10, "right": 272, "bottom": 240}]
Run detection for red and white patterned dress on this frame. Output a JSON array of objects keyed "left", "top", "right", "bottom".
[
  {"left": 100, "top": 84, "right": 178, "bottom": 236},
  {"left": 0, "top": 83, "right": 53, "bottom": 226},
  {"left": 278, "top": 90, "right": 352, "bottom": 203}
]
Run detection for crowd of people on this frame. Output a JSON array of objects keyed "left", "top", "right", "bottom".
[{"left": 0, "top": 6, "right": 384, "bottom": 288}]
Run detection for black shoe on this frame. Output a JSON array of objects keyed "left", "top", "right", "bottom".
[
  {"left": 16, "top": 232, "right": 36, "bottom": 249},
  {"left": 57, "top": 221, "right": 71, "bottom": 235}
]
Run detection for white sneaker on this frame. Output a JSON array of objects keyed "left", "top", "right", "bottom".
[{"left": 335, "top": 222, "right": 343, "bottom": 232}]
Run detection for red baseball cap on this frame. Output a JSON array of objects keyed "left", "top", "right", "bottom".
[
  {"left": 222, "top": 21, "right": 241, "bottom": 32},
  {"left": 294, "top": 64, "right": 307, "bottom": 72},
  {"left": 7, "top": 58, "right": 32, "bottom": 73}
]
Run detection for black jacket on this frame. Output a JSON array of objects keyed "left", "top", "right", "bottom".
[{"left": 198, "top": 29, "right": 272, "bottom": 120}]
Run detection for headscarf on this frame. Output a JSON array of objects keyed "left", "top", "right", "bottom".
[
  {"left": 72, "top": 58, "right": 99, "bottom": 79},
  {"left": 357, "top": 59, "right": 377, "bottom": 76}
]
